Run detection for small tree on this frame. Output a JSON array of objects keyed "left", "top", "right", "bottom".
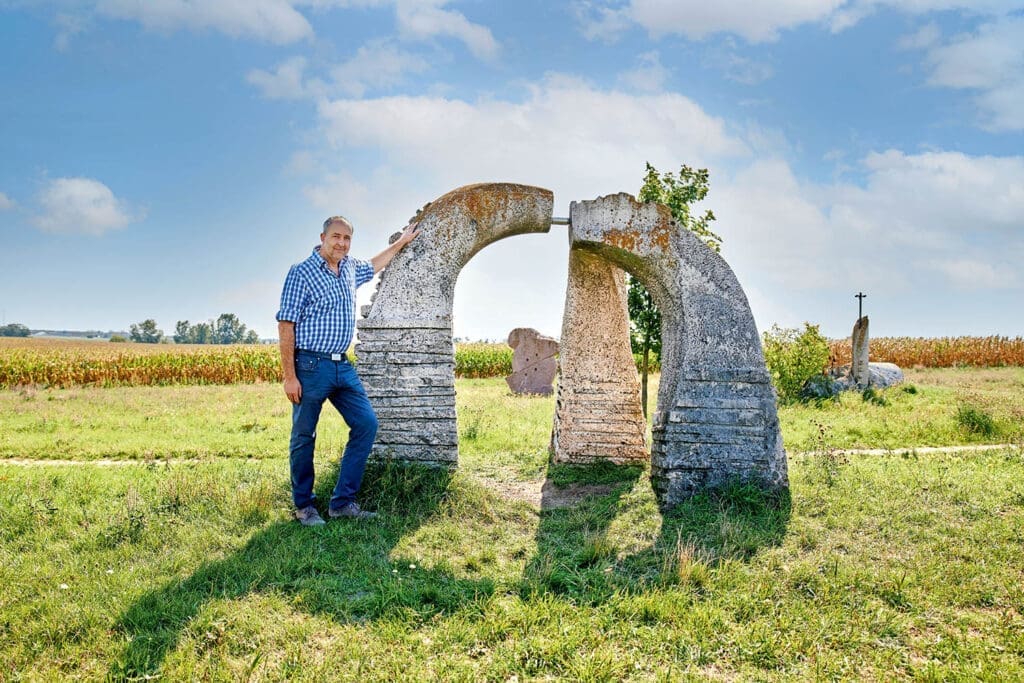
[
  {"left": 629, "top": 162, "right": 721, "bottom": 415},
  {"left": 0, "top": 323, "right": 30, "bottom": 337},
  {"left": 627, "top": 276, "right": 661, "bottom": 417},
  {"left": 129, "top": 319, "right": 162, "bottom": 344},
  {"left": 213, "top": 313, "right": 247, "bottom": 344},
  {"left": 174, "top": 320, "right": 191, "bottom": 344},
  {"left": 762, "top": 323, "right": 831, "bottom": 404}
]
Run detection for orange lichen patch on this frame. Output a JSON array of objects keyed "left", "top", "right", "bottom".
[
  {"left": 603, "top": 219, "right": 673, "bottom": 254},
  {"left": 603, "top": 228, "right": 640, "bottom": 252},
  {"left": 420, "top": 183, "right": 551, "bottom": 240}
]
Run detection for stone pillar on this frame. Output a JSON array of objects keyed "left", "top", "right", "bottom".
[
  {"left": 550, "top": 246, "right": 648, "bottom": 464},
  {"left": 852, "top": 316, "right": 869, "bottom": 387},
  {"left": 355, "top": 319, "right": 458, "bottom": 464}
]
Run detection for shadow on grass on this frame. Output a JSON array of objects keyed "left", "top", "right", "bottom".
[
  {"left": 110, "top": 462, "right": 492, "bottom": 680},
  {"left": 523, "top": 460, "right": 792, "bottom": 600}
]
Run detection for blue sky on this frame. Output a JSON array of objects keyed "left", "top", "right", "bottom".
[{"left": 1, "top": 1, "right": 1022, "bottom": 341}]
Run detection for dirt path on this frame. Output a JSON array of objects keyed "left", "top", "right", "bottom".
[{"left": 4, "top": 444, "right": 1019, "bottom": 511}]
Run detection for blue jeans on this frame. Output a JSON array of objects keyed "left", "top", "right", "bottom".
[{"left": 289, "top": 351, "right": 378, "bottom": 511}]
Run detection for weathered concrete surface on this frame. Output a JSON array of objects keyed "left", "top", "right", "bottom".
[
  {"left": 568, "top": 193, "right": 788, "bottom": 507},
  {"left": 506, "top": 327, "right": 558, "bottom": 395},
  {"left": 852, "top": 316, "right": 869, "bottom": 387},
  {"left": 356, "top": 183, "right": 554, "bottom": 466},
  {"left": 551, "top": 247, "right": 647, "bottom": 464},
  {"left": 829, "top": 361, "right": 904, "bottom": 393}
]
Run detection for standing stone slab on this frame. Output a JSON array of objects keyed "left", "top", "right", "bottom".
[
  {"left": 852, "top": 316, "right": 869, "bottom": 387},
  {"left": 506, "top": 327, "right": 559, "bottom": 395},
  {"left": 356, "top": 183, "right": 554, "bottom": 467},
  {"left": 568, "top": 193, "right": 788, "bottom": 507},
  {"left": 551, "top": 247, "right": 647, "bottom": 464}
]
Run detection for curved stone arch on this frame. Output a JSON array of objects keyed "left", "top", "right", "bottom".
[
  {"left": 356, "top": 183, "right": 554, "bottom": 465},
  {"left": 568, "top": 193, "right": 788, "bottom": 507}
]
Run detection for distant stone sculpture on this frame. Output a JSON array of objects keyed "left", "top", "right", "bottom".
[
  {"left": 505, "top": 327, "right": 558, "bottom": 395},
  {"left": 358, "top": 184, "right": 788, "bottom": 508},
  {"left": 826, "top": 313, "right": 904, "bottom": 393},
  {"left": 551, "top": 247, "right": 647, "bottom": 464},
  {"left": 852, "top": 316, "right": 869, "bottom": 387}
]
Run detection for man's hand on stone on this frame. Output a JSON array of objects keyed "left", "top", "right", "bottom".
[
  {"left": 284, "top": 377, "right": 302, "bottom": 404},
  {"left": 398, "top": 221, "right": 421, "bottom": 246}
]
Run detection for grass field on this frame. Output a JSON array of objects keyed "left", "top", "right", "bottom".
[{"left": 1, "top": 369, "right": 1023, "bottom": 680}]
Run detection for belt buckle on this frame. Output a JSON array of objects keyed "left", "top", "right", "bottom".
[{"left": 331, "top": 353, "right": 343, "bottom": 361}]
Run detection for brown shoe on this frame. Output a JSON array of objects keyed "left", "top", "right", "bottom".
[
  {"left": 328, "top": 502, "right": 377, "bottom": 520},
  {"left": 295, "top": 505, "right": 326, "bottom": 526}
]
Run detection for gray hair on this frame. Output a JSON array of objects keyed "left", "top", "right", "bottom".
[{"left": 322, "top": 215, "right": 354, "bottom": 234}]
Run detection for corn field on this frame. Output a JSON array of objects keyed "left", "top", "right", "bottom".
[
  {"left": 8, "top": 335, "right": 1016, "bottom": 388},
  {"left": 828, "top": 336, "right": 1024, "bottom": 368},
  {"left": 0, "top": 339, "right": 282, "bottom": 388},
  {"left": 0, "top": 339, "right": 517, "bottom": 388},
  {"left": 453, "top": 343, "right": 513, "bottom": 378}
]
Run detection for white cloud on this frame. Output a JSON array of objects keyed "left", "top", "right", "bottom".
[
  {"left": 897, "top": 22, "right": 940, "bottom": 50},
  {"left": 53, "top": 12, "right": 89, "bottom": 51},
  {"left": 31, "top": 177, "right": 140, "bottom": 236},
  {"left": 579, "top": 0, "right": 846, "bottom": 43},
  {"left": 315, "top": 74, "right": 748, "bottom": 189},
  {"left": 720, "top": 149, "right": 1024, "bottom": 301},
  {"left": 0, "top": 192, "right": 14, "bottom": 210},
  {"left": 249, "top": 43, "right": 432, "bottom": 100},
  {"left": 95, "top": 0, "right": 314, "bottom": 44},
  {"left": 924, "top": 258, "right": 1018, "bottom": 288},
  {"left": 247, "top": 56, "right": 318, "bottom": 99},
  {"left": 702, "top": 41, "right": 774, "bottom": 84},
  {"left": 921, "top": 15, "right": 1024, "bottom": 130},
  {"left": 329, "top": 40, "right": 431, "bottom": 96},
  {"left": 577, "top": 0, "right": 1020, "bottom": 43},
  {"left": 616, "top": 51, "right": 670, "bottom": 92},
  {"left": 394, "top": 0, "right": 499, "bottom": 60},
  {"left": 573, "top": 3, "right": 632, "bottom": 42}
]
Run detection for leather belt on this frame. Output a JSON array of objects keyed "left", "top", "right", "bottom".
[{"left": 296, "top": 349, "right": 349, "bottom": 362}]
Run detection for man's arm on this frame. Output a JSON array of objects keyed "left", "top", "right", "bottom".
[
  {"left": 278, "top": 320, "right": 301, "bottom": 404},
  {"left": 370, "top": 222, "right": 421, "bottom": 273}
]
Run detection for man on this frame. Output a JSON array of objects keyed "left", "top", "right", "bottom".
[{"left": 277, "top": 215, "right": 419, "bottom": 526}]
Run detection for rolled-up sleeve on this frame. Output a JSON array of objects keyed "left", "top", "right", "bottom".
[
  {"left": 276, "top": 266, "right": 305, "bottom": 322},
  {"left": 353, "top": 258, "right": 375, "bottom": 288}
]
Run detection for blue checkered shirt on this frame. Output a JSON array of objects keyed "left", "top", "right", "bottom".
[{"left": 276, "top": 247, "right": 376, "bottom": 354}]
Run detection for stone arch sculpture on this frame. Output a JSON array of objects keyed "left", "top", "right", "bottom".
[
  {"left": 355, "top": 183, "right": 554, "bottom": 466},
  {"left": 357, "top": 183, "right": 788, "bottom": 507},
  {"left": 566, "top": 193, "right": 787, "bottom": 507}
]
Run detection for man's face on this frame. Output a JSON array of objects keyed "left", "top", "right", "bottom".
[{"left": 320, "top": 221, "right": 353, "bottom": 262}]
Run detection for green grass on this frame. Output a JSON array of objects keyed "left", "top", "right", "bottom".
[
  {"left": 778, "top": 367, "right": 1024, "bottom": 451},
  {"left": 1, "top": 368, "right": 1023, "bottom": 679},
  {"left": 3, "top": 368, "right": 1021, "bottom": 463},
  {"left": 2, "top": 451, "right": 1023, "bottom": 679}
]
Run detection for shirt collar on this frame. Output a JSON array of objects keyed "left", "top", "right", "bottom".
[{"left": 312, "top": 246, "right": 348, "bottom": 273}]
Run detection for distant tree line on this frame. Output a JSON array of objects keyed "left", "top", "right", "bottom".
[
  {"left": 174, "top": 314, "right": 259, "bottom": 344},
  {"left": 0, "top": 323, "right": 30, "bottom": 337},
  {"left": 127, "top": 314, "right": 260, "bottom": 344}
]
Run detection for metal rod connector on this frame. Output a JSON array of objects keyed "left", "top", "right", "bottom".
[{"left": 551, "top": 217, "right": 570, "bottom": 225}]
